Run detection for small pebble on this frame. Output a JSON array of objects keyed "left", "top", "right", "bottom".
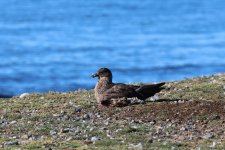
[
  {"left": 50, "top": 130, "right": 57, "bottom": 136},
  {"left": 75, "top": 107, "right": 81, "bottom": 113},
  {"left": 91, "top": 136, "right": 100, "bottom": 143},
  {"left": 180, "top": 127, "right": 186, "bottom": 131},
  {"left": 150, "top": 95, "right": 159, "bottom": 101},
  {"left": 128, "top": 143, "right": 142, "bottom": 150},
  {"left": 9, "top": 120, "right": 17, "bottom": 124},
  {"left": 83, "top": 114, "right": 90, "bottom": 120},
  {"left": 60, "top": 128, "right": 70, "bottom": 133},
  {"left": 209, "top": 141, "right": 216, "bottom": 148},
  {"left": 0, "top": 121, "right": 8, "bottom": 127},
  {"left": 21, "top": 134, "right": 29, "bottom": 139},
  {"left": 202, "top": 133, "right": 214, "bottom": 139},
  {"left": 150, "top": 120, "right": 156, "bottom": 125}
]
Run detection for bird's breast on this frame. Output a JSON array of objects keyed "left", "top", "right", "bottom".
[{"left": 94, "top": 80, "right": 112, "bottom": 103}]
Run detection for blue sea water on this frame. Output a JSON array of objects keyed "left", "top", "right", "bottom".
[{"left": 0, "top": 0, "right": 225, "bottom": 96}]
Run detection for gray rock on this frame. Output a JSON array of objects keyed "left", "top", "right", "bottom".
[
  {"left": 149, "top": 120, "right": 156, "bottom": 125},
  {"left": 0, "top": 121, "right": 8, "bottom": 127},
  {"left": 91, "top": 136, "right": 100, "bottom": 143},
  {"left": 104, "top": 120, "right": 109, "bottom": 125},
  {"left": 211, "top": 115, "right": 220, "bottom": 120},
  {"left": 177, "top": 135, "right": 186, "bottom": 141},
  {"left": 83, "top": 114, "right": 90, "bottom": 120},
  {"left": 128, "top": 143, "right": 143, "bottom": 150},
  {"left": 21, "top": 134, "right": 29, "bottom": 139},
  {"left": 83, "top": 113, "right": 94, "bottom": 120},
  {"left": 209, "top": 141, "right": 216, "bottom": 148},
  {"left": 202, "top": 133, "right": 214, "bottom": 139},
  {"left": 60, "top": 128, "right": 70, "bottom": 133},
  {"left": 180, "top": 127, "right": 187, "bottom": 131},
  {"left": 53, "top": 114, "right": 60, "bottom": 117},
  {"left": 88, "top": 113, "right": 94, "bottom": 118},
  {"left": 50, "top": 130, "right": 57, "bottom": 136},
  {"left": 75, "top": 107, "right": 81, "bottom": 113},
  {"left": 28, "top": 135, "right": 39, "bottom": 141},
  {"left": 4, "top": 141, "right": 19, "bottom": 146},
  {"left": 66, "top": 136, "right": 73, "bottom": 141},
  {"left": 9, "top": 120, "right": 17, "bottom": 124},
  {"left": 19, "top": 93, "right": 29, "bottom": 98},
  {"left": 62, "top": 115, "right": 69, "bottom": 121},
  {"left": 128, "top": 98, "right": 144, "bottom": 104},
  {"left": 171, "top": 146, "right": 176, "bottom": 150},
  {"left": 150, "top": 95, "right": 159, "bottom": 101}
]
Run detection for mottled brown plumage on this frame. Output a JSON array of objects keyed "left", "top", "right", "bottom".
[{"left": 91, "top": 68, "right": 165, "bottom": 107}]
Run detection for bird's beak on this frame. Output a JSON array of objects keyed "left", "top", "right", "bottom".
[{"left": 91, "top": 73, "right": 99, "bottom": 78}]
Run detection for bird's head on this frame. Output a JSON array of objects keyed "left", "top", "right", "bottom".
[{"left": 91, "top": 68, "right": 112, "bottom": 80}]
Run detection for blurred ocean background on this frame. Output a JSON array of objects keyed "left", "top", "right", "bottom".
[{"left": 0, "top": 0, "right": 225, "bottom": 97}]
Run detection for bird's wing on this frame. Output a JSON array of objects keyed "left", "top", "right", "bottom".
[
  {"left": 135, "top": 82, "right": 165, "bottom": 99},
  {"left": 103, "top": 83, "right": 138, "bottom": 99}
]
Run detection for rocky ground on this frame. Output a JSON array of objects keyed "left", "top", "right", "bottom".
[{"left": 0, "top": 74, "right": 225, "bottom": 149}]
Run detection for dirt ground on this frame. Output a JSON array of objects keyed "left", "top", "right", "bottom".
[{"left": 106, "top": 100, "right": 225, "bottom": 122}]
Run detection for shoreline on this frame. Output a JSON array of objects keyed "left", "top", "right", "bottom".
[{"left": 1, "top": 72, "right": 225, "bottom": 99}]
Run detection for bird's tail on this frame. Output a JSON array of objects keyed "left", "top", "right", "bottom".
[{"left": 136, "top": 82, "right": 165, "bottom": 100}]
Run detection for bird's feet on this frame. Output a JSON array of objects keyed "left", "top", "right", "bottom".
[{"left": 111, "top": 97, "right": 129, "bottom": 107}]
